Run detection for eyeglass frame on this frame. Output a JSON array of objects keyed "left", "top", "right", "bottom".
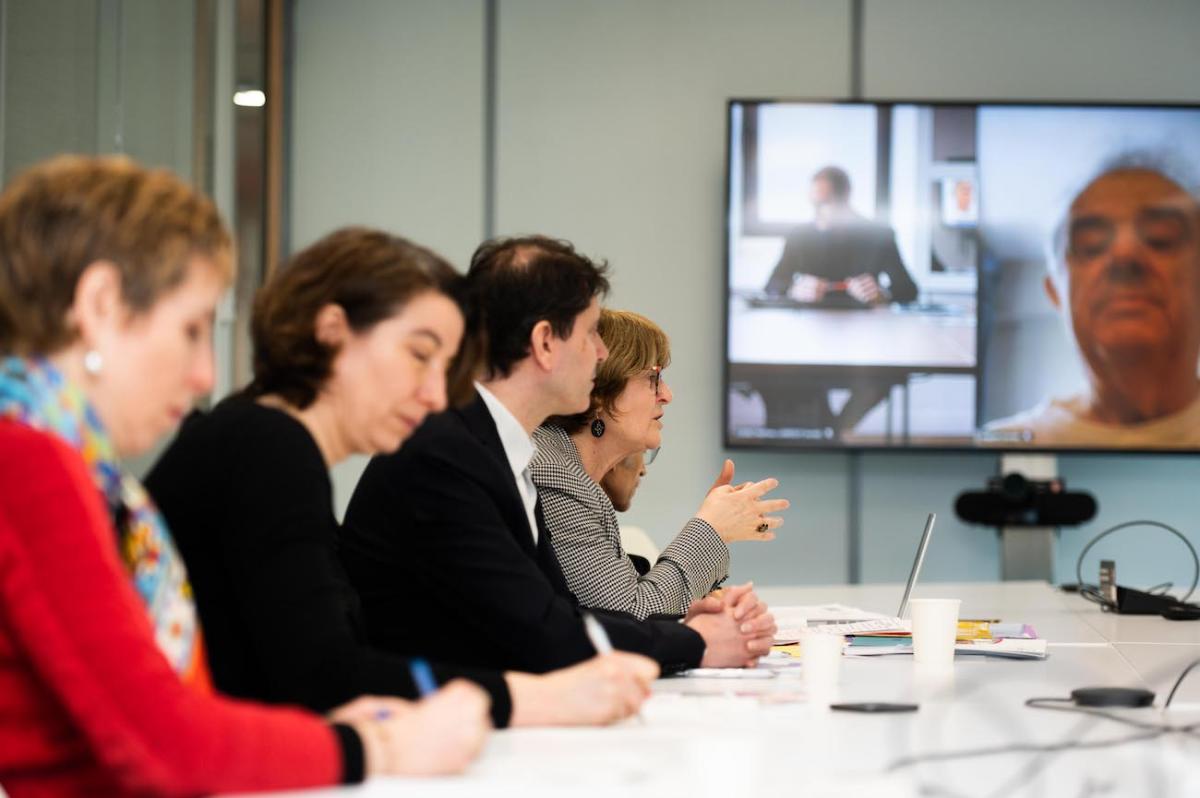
[
  {"left": 645, "top": 365, "right": 665, "bottom": 397},
  {"left": 640, "top": 366, "right": 665, "bottom": 466}
]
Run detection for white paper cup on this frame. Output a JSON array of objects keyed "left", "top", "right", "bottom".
[
  {"left": 909, "top": 598, "right": 961, "bottom": 665},
  {"left": 801, "top": 631, "right": 844, "bottom": 697}
]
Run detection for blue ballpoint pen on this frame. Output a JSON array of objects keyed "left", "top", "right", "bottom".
[
  {"left": 376, "top": 658, "right": 438, "bottom": 720},
  {"left": 409, "top": 657, "right": 439, "bottom": 697}
]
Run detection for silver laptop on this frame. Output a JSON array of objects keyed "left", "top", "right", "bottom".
[
  {"left": 897, "top": 513, "right": 937, "bottom": 619},
  {"left": 802, "top": 513, "right": 936, "bottom": 626}
]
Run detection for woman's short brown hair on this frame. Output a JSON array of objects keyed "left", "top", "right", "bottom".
[
  {"left": 0, "top": 155, "right": 233, "bottom": 355},
  {"left": 549, "top": 308, "right": 671, "bottom": 434},
  {"left": 249, "top": 226, "right": 473, "bottom": 409}
]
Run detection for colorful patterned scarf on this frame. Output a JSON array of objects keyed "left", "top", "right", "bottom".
[{"left": 0, "top": 356, "right": 209, "bottom": 689}]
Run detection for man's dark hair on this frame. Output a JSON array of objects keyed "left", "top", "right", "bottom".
[
  {"left": 813, "top": 165, "right": 852, "bottom": 202},
  {"left": 466, "top": 235, "right": 610, "bottom": 379}
]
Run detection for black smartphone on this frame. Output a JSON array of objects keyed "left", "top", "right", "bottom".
[{"left": 830, "top": 702, "right": 918, "bottom": 713}]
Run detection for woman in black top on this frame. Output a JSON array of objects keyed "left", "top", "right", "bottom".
[{"left": 146, "top": 227, "right": 656, "bottom": 729}]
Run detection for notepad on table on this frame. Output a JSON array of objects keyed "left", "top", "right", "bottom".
[{"left": 844, "top": 637, "right": 1048, "bottom": 660}]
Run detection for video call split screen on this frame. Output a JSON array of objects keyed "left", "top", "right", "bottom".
[{"left": 725, "top": 100, "right": 1200, "bottom": 452}]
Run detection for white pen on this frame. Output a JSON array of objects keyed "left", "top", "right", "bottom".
[
  {"left": 582, "top": 610, "right": 614, "bottom": 654},
  {"left": 581, "top": 611, "right": 645, "bottom": 724}
]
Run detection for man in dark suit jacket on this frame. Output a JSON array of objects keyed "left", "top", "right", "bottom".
[
  {"left": 342, "top": 236, "right": 775, "bottom": 674},
  {"left": 755, "top": 167, "right": 919, "bottom": 433},
  {"left": 764, "top": 166, "right": 918, "bottom": 307}
]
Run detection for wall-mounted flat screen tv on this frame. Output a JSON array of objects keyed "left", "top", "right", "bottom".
[{"left": 725, "top": 100, "right": 1200, "bottom": 452}]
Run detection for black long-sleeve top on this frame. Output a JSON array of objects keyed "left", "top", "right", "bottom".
[
  {"left": 145, "top": 394, "right": 512, "bottom": 727},
  {"left": 764, "top": 220, "right": 919, "bottom": 304}
]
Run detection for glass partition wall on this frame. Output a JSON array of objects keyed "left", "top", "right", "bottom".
[{"left": 0, "top": 0, "right": 280, "bottom": 476}]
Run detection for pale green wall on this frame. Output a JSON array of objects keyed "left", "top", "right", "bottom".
[
  {"left": 291, "top": 0, "right": 488, "bottom": 513},
  {"left": 290, "top": 0, "right": 485, "bottom": 265}
]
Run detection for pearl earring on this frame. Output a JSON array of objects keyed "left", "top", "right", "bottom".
[
  {"left": 590, "top": 418, "right": 606, "bottom": 438},
  {"left": 83, "top": 349, "right": 103, "bottom": 376}
]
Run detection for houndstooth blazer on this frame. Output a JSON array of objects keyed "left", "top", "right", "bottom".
[{"left": 530, "top": 424, "right": 729, "bottom": 619}]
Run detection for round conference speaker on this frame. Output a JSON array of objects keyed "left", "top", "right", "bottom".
[{"left": 1070, "top": 687, "right": 1155, "bottom": 708}]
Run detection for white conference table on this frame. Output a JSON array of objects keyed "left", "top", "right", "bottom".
[{"left": 258, "top": 582, "right": 1200, "bottom": 798}]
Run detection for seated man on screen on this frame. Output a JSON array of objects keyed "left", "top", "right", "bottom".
[
  {"left": 340, "top": 236, "right": 775, "bottom": 676},
  {"left": 755, "top": 167, "right": 919, "bottom": 435},
  {"left": 763, "top": 166, "right": 919, "bottom": 307},
  {"left": 985, "top": 154, "right": 1200, "bottom": 447}
]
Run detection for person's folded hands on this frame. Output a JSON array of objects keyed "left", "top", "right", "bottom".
[
  {"left": 789, "top": 273, "right": 828, "bottom": 303},
  {"left": 687, "top": 599, "right": 773, "bottom": 668},
  {"left": 684, "top": 592, "right": 725, "bottom": 623},
  {"left": 846, "top": 273, "right": 883, "bottom": 304},
  {"left": 719, "top": 582, "right": 776, "bottom": 666}
]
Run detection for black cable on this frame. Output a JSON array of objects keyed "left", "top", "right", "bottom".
[
  {"left": 1074, "top": 520, "right": 1197, "bottom": 610},
  {"left": 889, "top": 727, "right": 1165, "bottom": 772},
  {"left": 1024, "top": 697, "right": 1182, "bottom": 732},
  {"left": 891, "top": 657, "right": 1200, "bottom": 779},
  {"left": 1077, "top": 584, "right": 1114, "bottom": 611},
  {"left": 1163, "top": 658, "right": 1200, "bottom": 709},
  {"left": 982, "top": 714, "right": 1118, "bottom": 798}
]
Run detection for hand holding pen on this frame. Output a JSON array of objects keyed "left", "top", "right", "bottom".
[
  {"left": 579, "top": 611, "right": 658, "bottom": 725},
  {"left": 326, "top": 661, "right": 492, "bottom": 777}
]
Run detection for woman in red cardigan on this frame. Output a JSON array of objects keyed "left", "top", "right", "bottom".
[{"left": 0, "top": 155, "right": 490, "bottom": 796}]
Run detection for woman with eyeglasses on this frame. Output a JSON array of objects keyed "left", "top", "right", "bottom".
[{"left": 530, "top": 309, "right": 789, "bottom": 621}]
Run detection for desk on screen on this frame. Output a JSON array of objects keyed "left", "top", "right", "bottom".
[{"left": 727, "top": 301, "right": 975, "bottom": 368}]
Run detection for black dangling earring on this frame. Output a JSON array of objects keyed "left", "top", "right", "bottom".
[{"left": 590, "top": 418, "right": 606, "bottom": 438}]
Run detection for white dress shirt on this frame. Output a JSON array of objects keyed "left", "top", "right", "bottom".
[{"left": 475, "top": 383, "right": 540, "bottom": 544}]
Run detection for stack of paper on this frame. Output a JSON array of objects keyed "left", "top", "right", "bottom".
[
  {"left": 768, "top": 607, "right": 1048, "bottom": 661},
  {"left": 840, "top": 620, "right": 1048, "bottom": 660},
  {"left": 772, "top": 605, "right": 892, "bottom": 644},
  {"left": 843, "top": 637, "right": 1048, "bottom": 659}
]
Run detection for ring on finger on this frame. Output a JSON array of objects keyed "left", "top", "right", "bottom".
[{"left": 756, "top": 520, "right": 769, "bottom": 533}]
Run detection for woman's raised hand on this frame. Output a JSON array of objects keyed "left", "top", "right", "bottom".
[{"left": 696, "top": 462, "right": 789, "bottom": 543}]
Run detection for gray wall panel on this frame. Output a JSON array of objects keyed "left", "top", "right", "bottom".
[
  {"left": 291, "top": 0, "right": 485, "bottom": 264},
  {"left": 292, "top": 0, "right": 486, "bottom": 518},
  {"left": 290, "top": 0, "right": 1200, "bottom": 585},
  {"left": 864, "top": 0, "right": 1200, "bottom": 101},
  {"left": 859, "top": 452, "right": 999, "bottom": 584},
  {"left": 495, "top": 0, "right": 854, "bottom": 585},
  {"left": 3, "top": 0, "right": 99, "bottom": 180}
]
